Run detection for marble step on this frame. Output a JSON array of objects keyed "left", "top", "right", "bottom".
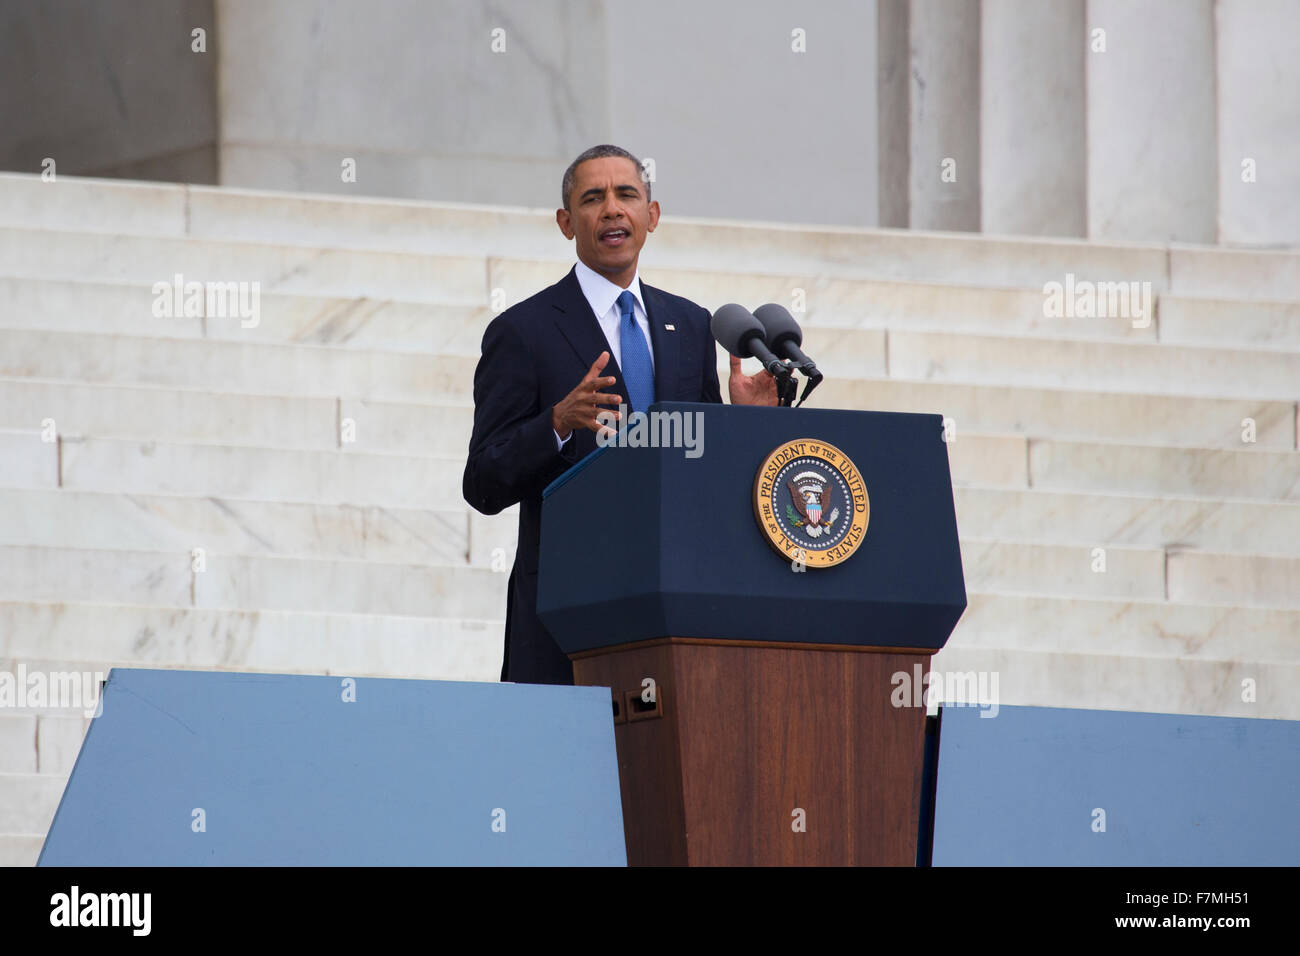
[
  {"left": 0, "top": 545, "right": 508, "bottom": 619},
  {"left": 812, "top": 377, "right": 1295, "bottom": 450},
  {"left": 0, "top": 380, "right": 476, "bottom": 456},
  {"left": 1167, "top": 551, "right": 1300, "bottom": 610},
  {"left": 0, "top": 544, "right": 191, "bottom": 608},
  {"left": 0, "top": 226, "right": 486, "bottom": 306},
  {"left": 970, "top": 542, "right": 1300, "bottom": 610},
  {"left": 3, "top": 374, "right": 1292, "bottom": 455},
  {"left": 957, "top": 434, "right": 1295, "bottom": 499},
  {"left": 0, "top": 172, "right": 563, "bottom": 258},
  {"left": 929, "top": 644, "right": 1298, "bottom": 721},
  {"left": 0, "top": 175, "right": 1170, "bottom": 290},
  {"left": 331, "top": 399, "right": 474, "bottom": 457},
  {"left": 0, "top": 430, "right": 58, "bottom": 489},
  {"left": 888, "top": 330, "right": 1300, "bottom": 401},
  {"left": 489, "top": 258, "right": 1157, "bottom": 342},
  {"left": 0, "top": 715, "right": 36, "bottom": 774},
  {"left": 959, "top": 540, "right": 1164, "bottom": 601},
  {"left": 1168, "top": 246, "right": 1300, "bottom": 304},
  {"left": 0, "top": 773, "right": 64, "bottom": 837},
  {"left": 0, "top": 379, "right": 338, "bottom": 451},
  {"left": 9, "top": 272, "right": 1300, "bottom": 366},
  {"left": 951, "top": 593, "right": 1298, "bottom": 667},
  {"left": 0, "top": 267, "right": 1164, "bottom": 366},
  {"left": 0, "top": 602, "right": 504, "bottom": 681},
  {"left": 1028, "top": 439, "right": 1300, "bottom": 501},
  {"left": 953, "top": 487, "right": 1300, "bottom": 556},
  {"left": 6, "top": 173, "right": 1298, "bottom": 299},
  {"left": 0, "top": 834, "right": 43, "bottom": 867},
  {"left": 0, "top": 488, "right": 472, "bottom": 566},
  {"left": 0, "top": 329, "right": 471, "bottom": 404},
  {"left": 0, "top": 172, "right": 190, "bottom": 237},
  {"left": 195, "top": 553, "right": 510, "bottom": 618},
  {"left": 0, "top": 276, "right": 492, "bottom": 355},
  {"left": 1159, "top": 295, "right": 1300, "bottom": 352},
  {"left": 47, "top": 435, "right": 465, "bottom": 509},
  {"left": 0, "top": 713, "right": 90, "bottom": 776},
  {"left": 8, "top": 323, "right": 1296, "bottom": 416}
]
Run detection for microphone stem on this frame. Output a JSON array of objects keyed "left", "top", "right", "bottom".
[
  {"left": 795, "top": 368, "right": 823, "bottom": 407},
  {"left": 776, "top": 361, "right": 797, "bottom": 407}
]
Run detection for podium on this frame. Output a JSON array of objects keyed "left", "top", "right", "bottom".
[{"left": 537, "top": 402, "right": 966, "bottom": 865}]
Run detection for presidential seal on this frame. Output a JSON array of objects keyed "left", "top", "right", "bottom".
[{"left": 753, "top": 439, "right": 870, "bottom": 567}]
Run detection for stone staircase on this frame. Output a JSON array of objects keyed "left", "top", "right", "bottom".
[{"left": 0, "top": 172, "right": 1297, "bottom": 865}]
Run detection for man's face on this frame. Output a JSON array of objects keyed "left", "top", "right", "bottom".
[{"left": 557, "top": 156, "right": 660, "bottom": 286}]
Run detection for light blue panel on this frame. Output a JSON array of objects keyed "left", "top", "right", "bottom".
[
  {"left": 932, "top": 704, "right": 1300, "bottom": 866},
  {"left": 39, "top": 669, "right": 626, "bottom": 866}
]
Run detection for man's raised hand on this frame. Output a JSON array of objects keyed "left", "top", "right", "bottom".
[
  {"left": 728, "top": 354, "right": 779, "bottom": 406},
  {"left": 552, "top": 351, "right": 623, "bottom": 440}
]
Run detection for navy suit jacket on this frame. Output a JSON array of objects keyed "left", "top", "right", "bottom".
[{"left": 463, "top": 264, "right": 723, "bottom": 685}]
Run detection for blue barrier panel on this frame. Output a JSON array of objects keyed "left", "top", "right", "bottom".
[
  {"left": 39, "top": 668, "right": 626, "bottom": 866},
  {"left": 932, "top": 704, "right": 1300, "bottom": 865}
]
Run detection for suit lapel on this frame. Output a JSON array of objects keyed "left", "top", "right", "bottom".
[
  {"left": 548, "top": 265, "right": 682, "bottom": 412},
  {"left": 550, "top": 265, "right": 626, "bottom": 393},
  {"left": 642, "top": 282, "right": 680, "bottom": 405}
]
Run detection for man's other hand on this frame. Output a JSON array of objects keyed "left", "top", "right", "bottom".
[
  {"left": 552, "top": 351, "right": 623, "bottom": 440},
  {"left": 728, "top": 354, "right": 779, "bottom": 406}
]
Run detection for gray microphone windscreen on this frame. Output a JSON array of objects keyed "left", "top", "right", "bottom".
[
  {"left": 710, "top": 303, "right": 765, "bottom": 358},
  {"left": 753, "top": 303, "right": 803, "bottom": 348}
]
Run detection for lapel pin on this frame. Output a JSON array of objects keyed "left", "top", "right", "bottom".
[{"left": 665, "top": 324, "right": 675, "bottom": 331}]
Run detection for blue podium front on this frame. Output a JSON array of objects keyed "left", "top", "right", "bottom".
[
  {"left": 931, "top": 704, "right": 1300, "bottom": 865},
  {"left": 538, "top": 401, "right": 967, "bottom": 655},
  {"left": 39, "top": 668, "right": 626, "bottom": 866}
]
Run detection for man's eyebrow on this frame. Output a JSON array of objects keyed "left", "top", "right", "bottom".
[{"left": 579, "top": 183, "right": 643, "bottom": 200}]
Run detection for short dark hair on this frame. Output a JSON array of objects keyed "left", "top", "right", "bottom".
[{"left": 561, "top": 144, "right": 651, "bottom": 211}]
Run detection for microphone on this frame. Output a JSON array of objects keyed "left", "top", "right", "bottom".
[
  {"left": 753, "top": 304, "right": 819, "bottom": 375},
  {"left": 753, "top": 304, "right": 824, "bottom": 407},
  {"left": 710, "top": 304, "right": 788, "bottom": 379}
]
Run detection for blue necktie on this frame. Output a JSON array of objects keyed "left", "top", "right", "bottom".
[{"left": 618, "top": 289, "right": 655, "bottom": 414}]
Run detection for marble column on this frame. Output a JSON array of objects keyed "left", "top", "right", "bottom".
[
  {"left": 1215, "top": 0, "right": 1300, "bottom": 246},
  {"left": 0, "top": 0, "right": 218, "bottom": 183},
  {"left": 877, "top": 0, "right": 911, "bottom": 228},
  {"left": 877, "top": 0, "right": 981, "bottom": 231},
  {"left": 980, "top": 0, "right": 1087, "bottom": 237},
  {"left": 1085, "top": 0, "right": 1218, "bottom": 243},
  {"left": 215, "top": 0, "right": 610, "bottom": 206},
  {"left": 604, "top": 0, "right": 878, "bottom": 228},
  {"left": 913, "top": 0, "right": 982, "bottom": 231}
]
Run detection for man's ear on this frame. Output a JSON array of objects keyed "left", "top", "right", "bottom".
[
  {"left": 647, "top": 200, "right": 661, "bottom": 233},
  {"left": 556, "top": 208, "right": 575, "bottom": 239}
]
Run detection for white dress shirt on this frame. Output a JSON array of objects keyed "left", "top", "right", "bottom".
[
  {"left": 554, "top": 260, "right": 655, "bottom": 448},
  {"left": 574, "top": 258, "right": 655, "bottom": 376}
]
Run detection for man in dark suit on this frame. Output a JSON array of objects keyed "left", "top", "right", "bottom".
[{"left": 463, "top": 144, "right": 776, "bottom": 685}]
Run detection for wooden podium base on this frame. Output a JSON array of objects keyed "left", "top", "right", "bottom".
[{"left": 572, "top": 637, "right": 933, "bottom": 866}]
